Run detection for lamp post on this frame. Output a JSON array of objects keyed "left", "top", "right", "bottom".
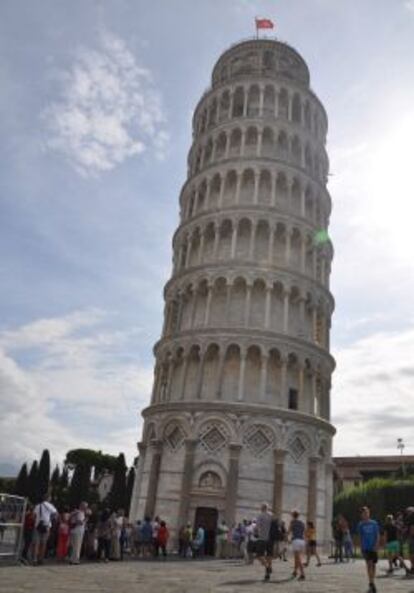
[{"left": 397, "top": 438, "right": 405, "bottom": 477}]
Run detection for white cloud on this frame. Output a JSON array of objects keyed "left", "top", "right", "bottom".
[
  {"left": 332, "top": 324, "right": 414, "bottom": 456},
  {"left": 43, "top": 29, "right": 168, "bottom": 177},
  {"left": 404, "top": 0, "right": 414, "bottom": 13},
  {"left": 0, "top": 309, "right": 153, "bottom": 470}
]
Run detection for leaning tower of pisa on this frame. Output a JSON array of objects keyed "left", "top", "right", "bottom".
[{"left": 130, "top": 38, "right": 335, "bottom": 547}]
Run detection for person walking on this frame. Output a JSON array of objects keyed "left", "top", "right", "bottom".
[
  {"left": 216, "top": 520, "right": 229, "bottom": 558},
  {"left": 304, "top": 521, "right": 322, "bottom": 567},
  {"left": 255, "top": 503, "right": 273, "bottom": 582},
  {"left": 155, "top": 520, "right": 169, "bottom": 558},
  {"left": 69, "top": 501, "right": 88, "bottom": 565},
  {"left": 358, "top": 506, "right": 380, "bottom": 593},
  {"left": 96, "top": 508, "right": 111, "bottom": 562},
  {"left": 405, "top": 507, "right": 414, "bottom": 575},
  {"left": 21, "top": 505, "right": 35, "bottom": 563},
  {"left": 56, "top": 508, "right": 70, "bottom": 561},
  {"left": 192, "top": 525, "right": 205, "bottom": 558},
  {"left": 383, "top": 514, "right": 409, "bottom": 575},
  {"left": 288, "top": 510, "right": 306, "bottom": 581},
  {"left": 32, "top": 495, "right": 57, "bottom": 565}
]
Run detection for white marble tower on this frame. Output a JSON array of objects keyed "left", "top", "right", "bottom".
[{"left": 130, "top": 38, "right": 335, "bottom": 547}]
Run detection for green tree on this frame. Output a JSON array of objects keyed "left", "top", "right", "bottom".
[
  {"left": 65, "top": 449, "right": 117, "bottom": 479},
  {"left": 106, "top": 453, "right": 127, "bottom": 511},
  {"left": 50, "top": 465, "right": 60, "bottom": 504},
  {"left": 27, "top": 460, "right": 39, "bottom": 503},
  {"left": 126, "top": 466, "right": 135, "bottom": 515},
  {"left": 68, "top": 463, "right": 91, "bottom": 508},
  {"left": 14, "top": 463, "right": 29, "bottom": 498},
  {"left": 38, "top": 449, "right": 51, "bottom": 500}
]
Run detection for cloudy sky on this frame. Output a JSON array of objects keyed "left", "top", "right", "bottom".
[{"left": 1, "top": 0, "right": 414, "bottom": 474}]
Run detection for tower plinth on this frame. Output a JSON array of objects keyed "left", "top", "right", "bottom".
[{"left": 130, "top": 38, "right": 335, "bottom": 548}]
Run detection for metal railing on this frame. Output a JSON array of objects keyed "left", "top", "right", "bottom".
[{"left": 0, "top": 494, "right": 26, "bottom": 564}]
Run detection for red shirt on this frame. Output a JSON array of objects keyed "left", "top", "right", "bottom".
[{"left": 157, "top": 526, "right": 169, "bottom": 545}]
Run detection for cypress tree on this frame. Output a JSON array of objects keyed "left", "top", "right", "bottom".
[
  {"left": 38, "top": 449, "right": 51, "bottom": 500},
  {"left": 126, "top": 466, "right": 135, "bottom": 515},
  {"left": 50, "top": 465, "right": 60, "bottom": 504},
  {"left": 27, "top": 460, "right": 39, "bottom": 504},
  {"left": 68, "top": 464, "right": 91, "bottom": 508},
  {"left": 107, "top": 453, "right": 127, "bottom": 512},
  {"left": 14, "top": 463, "right": 29, "bottom": 498}
]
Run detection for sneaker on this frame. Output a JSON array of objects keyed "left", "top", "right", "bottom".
[
  {"left": 298, "top": 575, "right": 306, "bottom": 581},
  {"left": 317, "top": 562, "right": 322, "bottom": 567},
  {"left": 263, "top": 570, "right": 270, "bottom": 582},
  {"left": 291, "top": 571, "right": 297, "bottom": 578}
]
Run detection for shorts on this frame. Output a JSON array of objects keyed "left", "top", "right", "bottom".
[
  {"left": 308, "top": 540, "right": 317, "bottom": 549},
  {"left": 292, "top": 539, "right": 306, "bottom": 553},
  {"left": 32, "top": 528, "right": 50, "bottom": 545},
  {"left": 255, "top": 540, "right": 273, "bottom": 557},
  {"left": 385, "top": 541, "right": 400, "bottom": 555},
  {"left": 363, "top": 551, "right": 378, "bottom": 564}
]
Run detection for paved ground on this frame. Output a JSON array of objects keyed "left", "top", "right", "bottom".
[{"left": 1, "top": 558, "right": 414, "bottom": 593}]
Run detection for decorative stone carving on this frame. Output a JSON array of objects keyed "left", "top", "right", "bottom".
[
  {"left": 199, "top": 470, "right": 222, "bottom": 490},
  {"left": 243, "top": 424, "right": 274, "bottom": 457},
  {"left": 199, "top": 423, "right": 228, "bottom": 454},
  {"left": 289, "top": 435, "right": 307, "bottom": 462},
  {"left": 164, "top": 423, "right": 185, "bottom": 452}
]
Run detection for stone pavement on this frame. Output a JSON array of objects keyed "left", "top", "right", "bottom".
[{"left": 1, "top": 558, "right": 414, "bottom": 593}]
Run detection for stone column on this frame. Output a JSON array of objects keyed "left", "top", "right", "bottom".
[
  {"left": 229, "top": 90, "right": 235, "bottom": 119},
  {"left": 198, "top": 232, "right": 205, "bottom": 265},
  {"left": 185, "top": 239, "right": 192, "bottom": 268},
  {"left": 298, "top": 366, "right": 304, "bottom": 411},
  {"left": 312, "top": 372, "right": 317, "bottom": 416},
  {"left": 307, "top": 457, "right": 319, "bottom": 523},
  {"left": 300, "top": 188, "right": 306, "bottom": 217},
  {"left": 244, "top": 284, "right": 252, "bottom": 326},
  {"left": 224, "top": 282, "right": 232, "bottom": 322},
  {"left": 204, "top": 284, "right": 213, "bottom": 326},
  {"left": 280, "top": 357, "right": 288, "bottom": 406},
  {"left": 213, "top": 223, "right": 220, "bottom": 259},
  {"left": 144, "top": 440, "right": 163, "bottom": 518},
  {"left": 218, "top": 177, "right": 225, "bottom": 207},
  {"left": 190, "top": 290, "right": 198, "bottom": 328},
  {"left": 283, "top": 290, "right": 290, "bottom": 333},
  {"left": 177, "top": 439, "right": 198, "bottom": 530},
  {"left": 298, "top": 298, "right": 306, "bottom": 337},
  {"left": 195, "top": 350, "right": 206, "bottom": 399},
  {"left": 235, "top": 172, "right": 242, "bottom": 205},
  {"left": 267, "top": 226, "right": 275, "bottom": 265},
  {"left": 230, "top": 224, "right": 238, "bottom": 258},
  {"left": 216, "top": 351, "right": 226, "bottom": 399},
  {"left": 165, "top": 358, "right": 175, "bottom": 401},
  {"left": 179, "top": 354, "right": 189, "bottom": 400},
  {"left": 300, "top": 236, "right": 306, "bottom": 273},
  {"left": 272, "top": 449, "right": 286, "bottom": 518},
  {"left": 259, "top": 353, "right": 268, "bottom": 402},
  {"left": 129, "top": 441, "right": 147, "bottom": 520},
  {"left": 271, "top": 172, "right": 277, "bottom": 207},
  {"left": 253, "top": 170, "right": 260, "bottom": 204},
  {"left": 257, "top": 129, "right": 263, "bottom": 158},
  {"left": 259, "top": 85, "right": 265, "bottom": 116},
  {"left": 285, "top": 227, "right": 291, "bottom": 266},
  {"left": 225, "top": 444, "right": 242, "bottom": 525},
  {"left": 238, "top": 349, "right": 246, "bottom": 401},
  {"left": 264, "top": 286, "right": 272, "bottom": 329},
  {"left": 248, "top": 223, "right": 257, "bottom": 260}
]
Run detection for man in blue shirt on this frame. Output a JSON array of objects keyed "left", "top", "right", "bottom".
[{"left": 358, "top": 506, "right": 380, "bottom": 593}]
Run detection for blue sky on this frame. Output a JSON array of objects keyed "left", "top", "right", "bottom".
[{"left": 1, "top": 0, "right": 414, "bottom": 474}]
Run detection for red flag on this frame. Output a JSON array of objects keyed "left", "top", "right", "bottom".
[{"left": 255, "top": 18, "right": 274, "bottom": 29}]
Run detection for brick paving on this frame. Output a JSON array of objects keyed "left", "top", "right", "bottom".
[{"left": 1, "top": 558, "right": 414, "bottom": 593}]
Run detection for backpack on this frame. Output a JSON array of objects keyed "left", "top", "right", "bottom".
[{"left": 269, "top": 519, "right": 282, "bottom": 543}]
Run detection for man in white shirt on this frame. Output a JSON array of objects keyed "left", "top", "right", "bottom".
[{"left": 33, "top": 495, "right": 57, "bottom": 565}]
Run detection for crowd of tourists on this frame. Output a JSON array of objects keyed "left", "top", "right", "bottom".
[{"left": 16, "top": 493, "right": 414, "bottom": 592}]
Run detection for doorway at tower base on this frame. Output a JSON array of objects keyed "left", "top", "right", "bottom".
[{"left": 194, "top": 506, "right": 218, "bottom": 556}]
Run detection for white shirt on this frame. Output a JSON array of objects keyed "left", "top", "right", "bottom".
[
  {"left": 70, "top": 509, "right": 86, "bottom": 534},
  {"left": 34, "top": 501, "right": 57, "bottom": 528}
]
